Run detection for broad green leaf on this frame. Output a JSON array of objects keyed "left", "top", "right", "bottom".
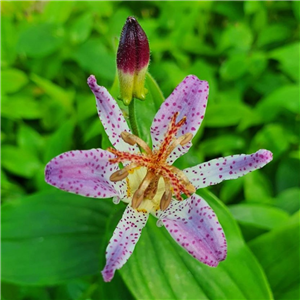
[
  {"left": 1, "top": 146, "right": 43, "bottom": 178},
  {"left": 276, "top": 157, "right": 300, "bottom": 193},
  {"left": 229, "top": 204, "right": 289, "bottom": 240},
  {"left": 213, "top": 2, "right": 244, "bottom": 21},
  {"left": 1, "top": 170, "right": 26, "bottom": 202},
  {"left": 255, "top": 85, "right": 299, "bottom": 122},
  {"left": 244, "top": 171, "right": 273, "bottom": 204},
  {"left": 218, "top": 23, "right": 253, "bottom": 52},
  {"left": 247, "top": 51, "right": 268, "bottom": 76},
  {"left": 1, "top": 68, "right": 28, "bottom": 94},
  {"left": 205, "top": 103, "right": 254, "bottom": 127},
  {"left": 120, "top": 189, "right": 272, "bottom": 300},
  {"left": 1, "top": 190, "right": 114, "bottom": 285},
  {"left": 42, "top": 1, "right": 74, "bottom": 24},
  {"left": 71, "top": 38, "right": 115, "bottom": 81},
  {"left": 1, "top": 16, "right": 18, "bottom": 67},
  {"left": 201, "top": 134, "right": 245, "bottom": 156},
  {"left": 145, "top": 72, "right": 165, "bottom": 111},
  {"left": 30, "top": 73, "right": 74, "bottom": 113},
  {"left": 17, "top": 23, "right": 65, "bottom": 58},
  {"left": 257, "top": 24, "right": 291, "bottom": 48},
  {"left": 274, "top": 188, "right": 300, "bottom": 215},
  {"left": 69, "top": 13, "right": 93, "bottom": 44},
  {"left": 17, "top": 123, "right": 44, "bottom": 156},
  {"left": 220, "top": 54, "right": 248, "bottom": 81},
  {"left": 44, "top": 119, "right": 76, "bottom": 163},
  {"left": 269, "top": 43, "right": 300, "bottom": 82},
  {"left": 249, "top": 213, "right": 300, "bottom": 300},
  {"left": 250, "top": 123, "right": 291, "bottom": 159},
  {"left": 220, "top": 177, "right": 244, "bottom": 204},
  {"left": 1, "top": 95, "right": 42, "bottom": 120},
  {"left": 292, "top": 1, "right": 300, "bottom": 20},
  {"left": 244, "top": 1, "right": 264, "bottom": 15}
]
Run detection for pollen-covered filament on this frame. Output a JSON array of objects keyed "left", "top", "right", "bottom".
[{"left": 109, "top": 113, "right": 196, "bottom": 211}]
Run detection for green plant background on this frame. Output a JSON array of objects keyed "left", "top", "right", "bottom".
[{"left": 1, "top": 1, "right": 299, "bottom": 300}]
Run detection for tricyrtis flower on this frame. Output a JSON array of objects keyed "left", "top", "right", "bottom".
[
  {"left": 45, "top": 75, "right": 273, "bottom": 282},
  {"left": 117, "top": 16, "right": 150, "bottom": 105}
]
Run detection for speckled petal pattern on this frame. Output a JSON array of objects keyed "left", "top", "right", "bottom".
[
  {"left": 45, "top": 149, "right": 125, "bottom": 198},
  {"left": 87, "top": 75, "right": 138, "bottom": 152},
  {"left": 150, "top": 75, "right": 209, "bottom": 164},
  {"left": 102, "top": 206, "right": 149, "bottom": 282},
  {"left": 184, "top": 149, "right": 273, "bottom": 190},
  {"left": 158, "top": 194, "right": 227, "bottom": 266}
]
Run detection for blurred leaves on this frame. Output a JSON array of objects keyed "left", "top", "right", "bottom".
[{"left": 1, "top": 1, "right": 299, "bottom": 300}]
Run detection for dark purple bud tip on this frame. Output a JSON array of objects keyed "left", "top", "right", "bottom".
[{"left": 117, "top": 16, "right": 150, "bottom": 74}]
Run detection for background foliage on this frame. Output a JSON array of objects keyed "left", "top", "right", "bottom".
[{"left": 1, "top": 1, "right": 299, "bottom": 300}]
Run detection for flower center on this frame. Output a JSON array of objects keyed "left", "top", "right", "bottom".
[{"left": 108, "top": 112, "right": 196, "bottom": 211}]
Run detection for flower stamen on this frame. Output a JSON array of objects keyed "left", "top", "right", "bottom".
[
  {"left": 121, "top": 131, "right": 152, "bottom": 154},
  {"left": 109, "top": 112, "right": 196, "bottom": 211}
]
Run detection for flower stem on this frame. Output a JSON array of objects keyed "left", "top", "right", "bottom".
[{"left": 128, "top": 98, "right": 139, "bottom": 137}]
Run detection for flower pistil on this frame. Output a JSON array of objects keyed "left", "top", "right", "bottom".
[{"left": 109, "top": 112, "right": 195, "bottom": 211}]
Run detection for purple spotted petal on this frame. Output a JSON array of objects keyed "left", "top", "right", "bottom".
[
  {"left": 158, "top": 194, "right": 227, "bottom": 266},
  {"left": 87, "top": 75, "right": 138, "bottom": 152},
  {"left": 102, "top": 205, "right": 149, "bottom": 282},
  {"left": 45, "top": 149, "right": 125, "bottom": 198},
  {"left": 150, "top": 75, "right": 209, "bottom": 164},
  {"left": 184, "top": 149, "right": 273, "bottom": 189}
]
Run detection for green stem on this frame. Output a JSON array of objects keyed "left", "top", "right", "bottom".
[{"left": 128, "top": 98, "right": 139, "bottom": 137}]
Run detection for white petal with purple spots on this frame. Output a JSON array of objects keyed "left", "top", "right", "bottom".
[
  {"left": 87, "top": 75, "right": 138, "bottom": 152},
  {"left": 45, "top": 149, "right": 125, "bottom": 198},
  {"left": 150, "top": 75, "right": 209, "bottom": 164},
  {"left": 158, "top": 194, "right": 227, "bottom": 266},
  {"left": 102, "top": 206, "right": 149, "bottom": 282},
  {"left": 184, "top": 149, "right": 273, "bottom": 189}
]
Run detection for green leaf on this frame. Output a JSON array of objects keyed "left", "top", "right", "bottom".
[
  {"left": 44, "top": 119, "right": 76, "bottom": 163},
  {"left": 257, "top": 24, "right": 291, "bottom": 48},
  {"left": 244, "top": 171, "right": 273, "bottom": 204},
  {"left": 120, "top": 189, "right": 272, "bottom": 300},
  {"left": 1, "top": 190, "right": 114, "bottom": 285},
  {"left": 204, "top": 103, "right": 254, "bottom": 127},
  {"left": 220, "top": 177, "right": 244, "bottom": 204},
  {"left": 69, "top": 13, "right": 93, "bottom": 44},
  {"left": 229, "top": 203, "right": 289, "bottom": 232},
  {"left": 30, "top": 73, "right": 74, "bottom": 113},
  {"left": 250, "top": 124, "right": 291, "bottom": 159},
  {"left": 17, "top": 23, "right": 65, "bottom": 58},
  {"left": 249, "top": 213, "right": 300, "bottom": 300},
  {"left": 276, "top": 157, "right": 300, "bottom": 193},
  {"left": 255, "top": 85, "right": 299, "bottom": 122},
  {"left": 145, "top": 72, "right": 165, "bottom": 111},
  {"left": 1, "top": 95, "right": 42, "bottom": 120},
  {"left": 72, "top": 38, "right": 115, "bottom": 81},
  {"left": 42, "top": 1, "right": 74, "bottom": 24},
  {"left": 220, "top": 54, "right": 248, "bottom": 81},
  {"left": 1, "top": 146, "right": 43, "bottom": 178},
  {"left": 218, "top": 23, "right": 253, "bottom": 52},
  {"left": 1, "top": 68, "right": 28, "bottom": 94},
  {"left": 269, "top": 43, "right": 300, "bottom": 82},
  {"left": 17, "top": 123, "right": 44, "bottom": 156},
  {"left": 201, "top": 134, "right": 245, "bottom": 156},
  {"left": 274, "top": 188, "right": 300, "bottom": 215}
]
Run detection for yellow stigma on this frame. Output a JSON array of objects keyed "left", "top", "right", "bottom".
[{"left": 109, "top": 113, "right": 195, "bottom": 212}]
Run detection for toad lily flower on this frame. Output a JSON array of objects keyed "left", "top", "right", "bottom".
[{"left": 45, "top": 75, "right": 273, "bottom": 282}]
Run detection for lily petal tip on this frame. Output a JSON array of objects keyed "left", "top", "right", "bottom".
[{"left": 87, "top": 75, "right": 96, "bottom": 87}]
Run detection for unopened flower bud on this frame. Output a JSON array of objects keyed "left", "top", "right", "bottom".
[{"left": 117, "top": 16, "right": 150, "bottom": 105}]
